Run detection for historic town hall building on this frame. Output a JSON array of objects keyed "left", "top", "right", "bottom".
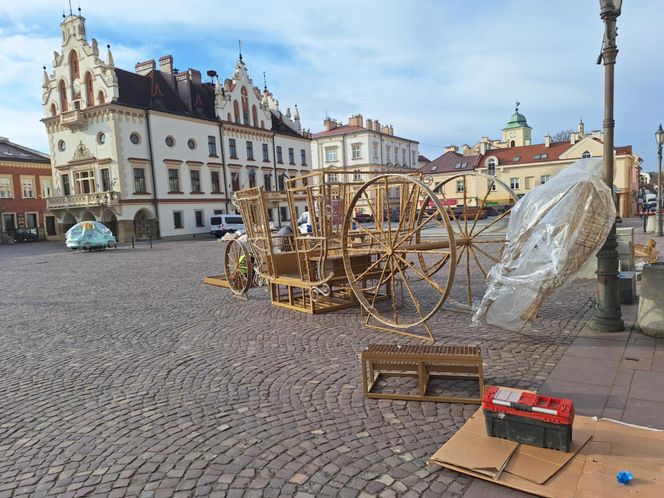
[{"left": 42, "top": 12, "right": 311, "bottom": 241}]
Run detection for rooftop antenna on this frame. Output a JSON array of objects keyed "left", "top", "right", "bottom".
[
  {"left": 238, "top": 40, "right": 243, "bottom": 61},
  {"left": 263, "top": 71, "right": 267, "bottom": 91},
  {"left": 68, "top": 0, "right": 73, "bottom": 16}
]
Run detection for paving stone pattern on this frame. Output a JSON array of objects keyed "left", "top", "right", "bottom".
[{"left": 0, "top": 240, "right": 594, "bottom": 497}]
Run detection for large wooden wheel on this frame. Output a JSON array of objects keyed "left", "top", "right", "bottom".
[
  {"left": 419, "top": 172, "right": 519, "bottom": 310},
  {"left": 224, "top": 238, "right": 253, "bottom": 296},
  {"left": 341, "top": 174, "right": 456, "bottom": 337}
]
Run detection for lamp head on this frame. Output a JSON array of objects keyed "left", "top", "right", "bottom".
[
  {"left": 656, "top": 124, "right": 664, "bottom": 146},
  {"left": 599, "top": 0, "right": 622, "bottom": 17}
]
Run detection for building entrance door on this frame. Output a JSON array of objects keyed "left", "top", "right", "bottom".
[{"left": 45, "top": 216, "right": 56, "bottom": 236}]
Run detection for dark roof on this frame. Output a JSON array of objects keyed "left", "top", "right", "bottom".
[
  {"left": 313, "top": 124, "right": 418, "bottom": 143},
  {"left": 421, "top": 151, "right": 481, "bottom": 175},
  {"left": 481, "top": 141, "right": 571, "bottom": 166},
  {"left": 0, "top": 138, "right": 50, "bottom": 164},
  {"left": 418, "top": 154, "right": 431, "bottom": 163},
  {"left": 271, "top": 112, "right": 302, "bottom": 138},
  {"left": 114, "top": 68, "right": 215, "bottom": 120}
]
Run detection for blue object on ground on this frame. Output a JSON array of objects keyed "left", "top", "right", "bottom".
[{"left": 616, "top": 471, "right": 633, "bottom": 485}]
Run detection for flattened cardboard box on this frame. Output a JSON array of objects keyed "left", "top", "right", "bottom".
[{"left": 429, "top": 409, "right": 664, "bottom": 497}]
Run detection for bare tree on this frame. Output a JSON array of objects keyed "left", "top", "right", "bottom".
[{"left": 552, "top": 129, "right": 574, "bottom": 142}]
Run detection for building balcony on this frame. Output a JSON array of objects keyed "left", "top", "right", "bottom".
[
  {"left": 60, "top": 109, "right": 85, "bottom": 128},
  {"left": 46, "top": 191, "right": 120, "bottom": 210}
]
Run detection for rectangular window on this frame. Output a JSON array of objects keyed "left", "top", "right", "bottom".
[
  {"left": 101, "top": 168, "right": 110, "bottom": 191},
  {"left": 267, "top": 208, "right": 274, "bottom": 222},
  {"left": 278, "top": 174, "right": 285, "bottom": 191},
  {"left": 276, "top": 146, "right": 283, "bottom": 163},
  {"left": 208, "top": 136, "right": 217, "bottom": 156},
  {"left": 231, "top": 171, "right": 240, "bottom": 192},
  {"left": 394, "top": 147, "right": 398, "bottom": 163},
  {"left": 402, "top": 149, "right": 406, "bottom": 164},
  {"left": 45, "top": 215, "right": 56, "bottom": 236},
  {"left": 243, "top": 110, "right": 249, "bottom": 125},
  {"left": 351, "top": 143, "right": 361, "bottom": 160},
  {"left": 190, "top": 170, "right": 201, "bottom": 192},
  {"left": 2, "top": 213, "right": 16, "bottom": 233},
  {"left": 302, "top": 176, "right": 308, "bottom": 187},
  {"left": 353, "top": 172, "right": 363, "bottom": 181},
  {"left": 510, "top": 177, "right": 520, "bottom": 190},
  {"left": 0, "top": 177, "right": 13, "bottom": 198},
  {"left": 248, "top": 170, "right": 256, "bottom": 188},
  {"left": 456, "top": 179, "right": 465, "bottom": 193},
  {"left": 40, "top": 178, "right": 53, "bottom": 198},
  {"left": 325, "top": 147, "right": 337, "bottom": 162},
  {"left": 229, "top": 138, "right": 237, "bottom": 158},
  {"left": 264, "top": 173, "right": 272, "bottom": 191},
  {"left": 262, "top": 143, "right": 269, "bottom": 161},
  {"left": 195, "top": 209, "right": 204, "bottom": 227},
  {"left": 288, "top": 147, "right": 295, "bottom": 164},
  {"left": 21, "top": 178, "right": 35, "bottom": 199},
  {"left": 280, "top": 206, "right": 289, "bottom": 222},
  {"left": 211, "top": 170, "right": 221, "bottom": 192},
  {"left": 373, "top": 143, "right": 379, "bottom": 162},
  {"left": 62, "top": 174, "right": 71, "bottom": 195},
  {"left": 411, "top": 151, "right": 416, "bottom": 166},
  {"left": 300, "top": 149, "right": 307, "bottom": 166},
  {"left": 173, "top": 211, "right": 183, "bottom": 229},
  {"left": 525, "top": 176, "right": 534, "bottom": 190},
  {"left": 74, "top": 171, "right": 95, "bottom": 194},
  {"left": 25, "top": 213, "right": 38, "bottom": 229},
  {"left": 246, "top": 141, "right": 254, "bottom": 160},
  {"left": 133, "top": 168, "right": 147, "bottom": 193},
  {"left": 540, "top": 175, "right": 550, "bottom": 184},
  {"left": 490, "top": 179, "right": 497, "bottom": 192},
  {"left": 168, "top": 169, "right": 180, "bottom": 193}
]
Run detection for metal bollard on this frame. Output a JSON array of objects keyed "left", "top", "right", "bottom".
[{"left": 131, "top": 236, "right": 135, "bottom": 249}]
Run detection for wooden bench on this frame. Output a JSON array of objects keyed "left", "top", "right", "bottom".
[{"left": 361, "top": 344, "right": 484, "bottom": 404}]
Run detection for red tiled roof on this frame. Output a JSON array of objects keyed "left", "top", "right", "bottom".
[
  {"left": 312, "top": 125, "right": 366, "bottom": 138},
  {"left": 616, "top": 145, "right": 632, "bottom": 155},
  {"left": 421, "top": 151, "right": 482, "bottom": 175},
  {"left": 418, "top": 155, "right": 431, "bottom": 163},
  {"left": 480, "top": 141, "right": 571, "bottom": 166}
]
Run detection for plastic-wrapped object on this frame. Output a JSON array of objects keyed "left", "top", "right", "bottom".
[{"left": 472, "top": 158, "right": 614, "bottom": 331}]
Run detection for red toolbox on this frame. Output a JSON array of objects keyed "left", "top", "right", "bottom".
[{"left": 482, "top": 386, "right": 575, "bottom": 452}]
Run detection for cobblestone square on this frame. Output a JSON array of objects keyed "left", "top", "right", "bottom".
[{"left": 0, "top": 240, "right": 594, "bottom": 497}]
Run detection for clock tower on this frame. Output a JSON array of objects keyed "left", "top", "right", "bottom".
[{"left": 502, "top": 101, "right": 532, "bottom": 147}]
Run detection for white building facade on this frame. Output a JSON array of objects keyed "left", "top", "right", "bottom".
[{"left": 42, "top": 13, "right": 311, "bottom": 241}]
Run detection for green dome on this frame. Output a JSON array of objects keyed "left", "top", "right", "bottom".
[{"left": 504, "top": 111, "right": 530, "bottom": 129}]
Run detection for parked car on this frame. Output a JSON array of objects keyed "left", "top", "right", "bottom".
[
  {"left": 65, "top": 221, "right": 117, "bottom": 251},
  {"left": 210, "top": 214, "right": 245, "bottom": 238},
  {"left": 354, "top": 212, "right": 374, "bottom": 223},
  {"left": 13, "top": 228, "right": 39, "bottom": 242}
]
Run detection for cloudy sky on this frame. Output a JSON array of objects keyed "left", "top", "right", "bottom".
[{"left": 1, "top": 1, "right": 662, "bottom": 171}]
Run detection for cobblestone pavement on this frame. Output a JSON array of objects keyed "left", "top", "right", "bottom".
[{"left": 0, "top": 240, "right": 595, "bottom": 497}]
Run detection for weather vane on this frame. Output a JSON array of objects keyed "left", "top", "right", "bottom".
[
  {"left": 238, "top": 40, "right": 243, "bottom": 61},
  {"left": 515, "top": 100, "right": 520, "bottom": 113}
]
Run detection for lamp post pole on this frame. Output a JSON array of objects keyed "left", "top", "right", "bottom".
[
  {"left": 656, "top": 125, "right": 664, "bottom": 236},
  {"left": 590, "top": 0, "right": 624, "bottom": 332}
]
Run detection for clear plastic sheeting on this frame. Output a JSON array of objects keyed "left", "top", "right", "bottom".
[{"left": 472, "top": 158, "right": 614, "bottom": 332}]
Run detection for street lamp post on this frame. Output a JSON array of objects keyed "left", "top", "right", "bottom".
[
  {"left": 655, "top": 124, "right": 664, "bottom": 236},
  {"left": 590, "top": 0, "right": 624, "bottom": 332}
]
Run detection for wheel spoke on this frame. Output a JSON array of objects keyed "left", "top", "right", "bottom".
[
  {"left": 389, "top": 259, "right": 399, "bottom": 324},
  {"left": 471, "top": 238, "right": 507, "bottom": 244},
  {"left": 465, "top": 241, "right": 472, "bottom": 306},
  {"left": 394, "top": 210, "right": 438, "bottom": 249},
  {"left": 382, "top": 177, "right": 393, "bottom": 247},
  {"left": 395, "top": 262, "right": 427, "bottom": 324},
  {"left": 456, "top": 244, "right": 467, "bottom": 265},
  {"left": 369, "top": 257, "right": 390, "bottom": 309},
  {"left": 351, "top": 253, "right": 388, "bottom": 284},
  {"left": 472, "top": 209, "right": 511, "bottom": 238},
  {"left": 362, "top": 189, "right": 387, "bottom": 241},
  {"left": 468, "top": 245, "right": 488, "bottom": 279},
  {"left": 353, "top": 222, "right": 388, "bottom": 249},
  {"left": 472, "top": 243, "right": 502, "bottom": 264},
  {"left": 391, "top": 250, "right": 447, "bottom": 296},
  {"left": 468, "top": 177, "right": 495, "bottom": 237},
  {"left": 463, "top": 174, "right": 468, "bottom": 236}
]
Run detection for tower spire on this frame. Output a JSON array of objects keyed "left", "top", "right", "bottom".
[
  {"left": 238, "top": 40, "right": 243, "bottom": 61},
  {"left": 263, "top": 71, "right": 267, "bottom": 92},
  {"left": 68, "top": 0, "right": 73, "bottom": 16}
]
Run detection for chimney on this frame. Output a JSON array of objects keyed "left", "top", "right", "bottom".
[
  {"left": 389, "top": 125, "right": 394, "bottom": 136},
  {"left": 570, "top": 132, "right": 577, "bottom": 145},
  {"left": 374, "top": 120, "right": 381, "bottom": 132},
  {"left": 324, "top": 117, "right": 338, "bottom": 131},
  {"left": 444, "top": 145, "right": 458, "bottom": 154},
  {"left": 188, "top": 68, "right": 201, "bottom": 84},
  {"left": 381, "top": 125, "right": 391, "bottom": 134},
  {"left": 479, "top": 142, "right": 488, "bottom": 155},
  {"left": 159, "top": 55, "right": 173, "bottom": 74},
  {"left": 462, "top": 144, "right": 471, "bottom": 155},
  {"left": 348, "top": 114, "right": 363, "bottom": 127},
  {"left": 544, "top": 134, "right": 552, "bottom": 147},
  {"left": 366, "top": 118, "right": 373, "bottom": 130},
  {"left": 176, "top": 72, "right": 192, "bottom": 110},
  {"left": 135, "top": 59, "right": 156, "bottom": 76}
]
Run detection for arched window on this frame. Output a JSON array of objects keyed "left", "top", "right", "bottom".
[
  {"left": 227, "top": 112, "right": 232, "bottom": 122},
  {"left": 69, "top": 50, "right": 80, "bottom": 85},
  {"left": 59, "top": 80, "right": 68, "bottom": 112},
  {"left": 582, "top": 150, "right": 591, "bottom": 159},
  {"left": 241, "top": 87, "right": 249, "bottom": 125},
  {"left": 510, "top": 140, "right": 515, "bottom": 147},
  {"left": 487, "top": 158, "right": 496, "bottom": 176},
  {"left": 261, "top": 120, "right": 264, "bottom": 129},
  {"left": 84, "top": 72, "right": 94, "bottom": 106},
  {"left": 97, "top": 90, "right": 105, "bottom": 105},
  {"left": 233, "top": 100, "right": 240, "bottom": 124},
  {"left": 252, "top": 105, "right": 258, "bottom": 127},
  {"left": 50, "top": 103, "right": 57, "bottom": 117}
]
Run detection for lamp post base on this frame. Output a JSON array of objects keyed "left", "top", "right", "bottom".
[{"left": 590, "top": 222, "right": 625, "bottom": 332}]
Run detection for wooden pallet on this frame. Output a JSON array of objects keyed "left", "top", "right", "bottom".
[
  {"left": 361, "top": 344, "right": 484, "bottom": 404},
  {"left": 203, "top": 275, "right": 230, "bottom": 288}
]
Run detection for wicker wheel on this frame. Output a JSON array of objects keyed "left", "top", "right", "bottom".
[
  {"left": 418, "top": 172, "right": 518, "bottom": 310},
  {"left": 341, "top": 174, "right": 456, "bottom": 330},
  {"left": 224, "top": 238, "right": 252, "bottom": 296}
]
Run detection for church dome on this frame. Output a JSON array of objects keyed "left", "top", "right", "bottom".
[{"left": 504, "top": 111, "right": 529, "bottom": 129}]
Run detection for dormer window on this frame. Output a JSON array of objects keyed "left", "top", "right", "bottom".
[
  {"left": 582, "top": 150, "right": 591, "bottom": 159},
  {"left": 487, "top": 158, "right": 496, "bottom": 176}
]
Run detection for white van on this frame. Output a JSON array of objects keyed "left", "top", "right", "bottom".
[{"left": 210, "top": 214, "right": 244, "bottom": 238}]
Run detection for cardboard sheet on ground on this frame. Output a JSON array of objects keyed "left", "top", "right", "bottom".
[{"left": 429, "top": 409, "right": 664, "bottom": 497}]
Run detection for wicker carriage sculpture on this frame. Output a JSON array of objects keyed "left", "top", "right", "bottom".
[{"left": 223, "top": 170, "right": 517, "bottom": 342}]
